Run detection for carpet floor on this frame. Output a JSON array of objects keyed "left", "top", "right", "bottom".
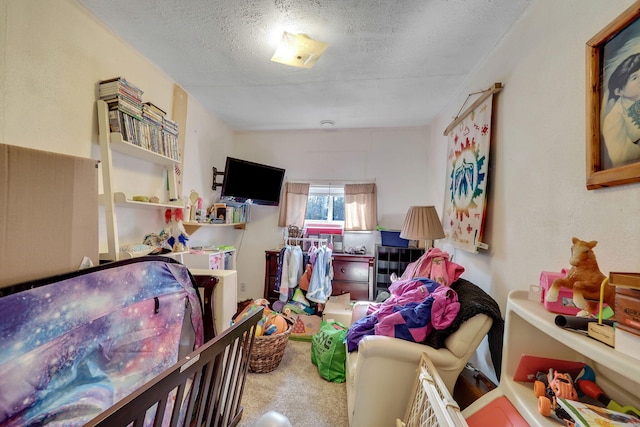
[{"left": 238, "top": 340, "right": 349, "bottom": 427}]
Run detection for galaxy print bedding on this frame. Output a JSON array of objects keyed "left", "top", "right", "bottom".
[{"left": 0, "top": 256, "right": 204, "bottom": 427}]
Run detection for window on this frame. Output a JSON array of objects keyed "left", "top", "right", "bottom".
[{"left": 304, "top": 185, "right": 344, "bottom": 224}]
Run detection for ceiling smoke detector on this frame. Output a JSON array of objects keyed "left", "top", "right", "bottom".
[
  {"left": 320, "top": 120, "right": 335, "bottom": 127},
  {"left": 271, "top": 32, "right": 329, "bottom": 69}
]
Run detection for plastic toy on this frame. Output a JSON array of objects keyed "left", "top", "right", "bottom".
[
  {"left": 577, "top": 379, "right": 640, "bottom": 417},
  {"left": 534, "top": 368, "right": 578, "bottom": 424},
  {"left": 264, "top": 313, "right": 289, "bottom": 335},
  {"left": 164, "top": 208, "right": 189, "bottom": 252},
  {"left": 545, "top": 237, "right": 615, "bottom": 317}
]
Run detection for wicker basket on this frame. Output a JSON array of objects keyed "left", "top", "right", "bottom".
[{"left": 249, "top": 326, "right": 292, "bottom": 373}]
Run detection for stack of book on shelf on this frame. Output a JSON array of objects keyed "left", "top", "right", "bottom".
[
  {"left": 225, "top": 202, "right": 251, "bottom": 224},
  {"left": 141, "top": 102, "right": 164, "bottom": 156},
  {"left": 208, "top": 202, "right": 251, "bottom": 224},
  {"left": 611, "top": 272, "right": 640, "bottom": 360},
  {"left": 99, "top": 77, "right": 143, "bottom": 138},
  {"left": 98, "top": 77, "right": 179, "bottom": 161},
  {"left": 162, "top": 114, "right": 179, "bottom": 161}
]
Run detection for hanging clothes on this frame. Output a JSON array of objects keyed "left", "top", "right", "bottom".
[
  {"left": 279, "top": 245, "right": 304, "bottom": 303},
  {"left": 278, "top": 246, "right": 291, "bottom": 302},
  {"left": 273, "top": 246, "right": 287, "bottom": 293},
  {"left": 306, "top": 245, "right": 333, "bottom": 304},
  {"left": 286, "top": 245, "right": 303, "bottom": 298}
]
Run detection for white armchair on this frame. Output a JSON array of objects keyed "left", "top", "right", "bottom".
[{"left": 345, "top": 301, "right": 493, "bottom": 427}]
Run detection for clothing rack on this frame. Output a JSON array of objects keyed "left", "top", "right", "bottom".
[
  {"left": 284, "top": 236, "right": 328, "bottom": 247},
  {"left": 283, "top": 228, "right": 328, "bottom": 247}
]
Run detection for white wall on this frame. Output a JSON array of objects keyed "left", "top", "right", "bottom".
[
  {"left": 432, "top": 0, "right": 640, "bottom": 307},
  {"left": 232, "top": 127, "right": 437, "bottom": 300},
  {"left": 428, "top": 0, "right": 640, "bottom": 380},
  {"left": 1, "top": 0, "right": 235, "bottom": 254}
]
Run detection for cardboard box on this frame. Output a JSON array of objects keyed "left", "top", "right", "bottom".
[
  {"left": 322, "top": 293, "right": 354, "bottom": 326},
  {"left": 0, "top": 144, "right": 99, "bottom": 288},
  {"left": 539, "top": 270, "right": 580, "bottom": 315}
]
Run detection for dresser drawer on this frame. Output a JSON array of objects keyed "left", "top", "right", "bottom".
[
  {"left": 331, "top": 280, "right": 368, "bottom": 300},
  {"left": 333, "top": 259, "right": 370, "bottom": 282}
]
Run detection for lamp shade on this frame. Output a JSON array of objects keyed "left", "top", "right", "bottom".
[{"left": 400, "top": 206, "right": 445, "bottom": 241}]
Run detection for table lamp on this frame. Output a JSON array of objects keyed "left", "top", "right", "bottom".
[{"left": 400, "top": 206, "right": 445, "bottom": 249}]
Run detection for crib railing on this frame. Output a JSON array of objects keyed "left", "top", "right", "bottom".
[{"left": 84, "top": 307, "right": 263, "bottom": 427}]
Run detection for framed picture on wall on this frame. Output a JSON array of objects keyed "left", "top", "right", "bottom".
[{"left": 586, "top": 3, "right": 640, "bottom": 189}]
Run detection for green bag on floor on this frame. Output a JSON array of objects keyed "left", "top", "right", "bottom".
[{"left": 311, "top": 320, "right": 348, "bottom": 383}]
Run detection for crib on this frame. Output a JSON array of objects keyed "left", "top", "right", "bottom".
[{"left": 0, "top": 256, "right": 261, "bottom": 427}]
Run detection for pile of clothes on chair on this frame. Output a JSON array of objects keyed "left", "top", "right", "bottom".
[{"left": 347, "top": 248, "right": 465, "bottom": 352}]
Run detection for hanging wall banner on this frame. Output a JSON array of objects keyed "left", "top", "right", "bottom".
[{"left": 443, "top": 95, "right": 494, "bottom": 253}]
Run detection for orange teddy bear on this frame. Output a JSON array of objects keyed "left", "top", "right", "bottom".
[{"left": 545, "top": 237, "right": 614, "bottom": 317}]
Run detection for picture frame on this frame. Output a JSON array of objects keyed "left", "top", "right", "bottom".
[{"left": 586, "top": 2, "right": 640, "bottom": 189}]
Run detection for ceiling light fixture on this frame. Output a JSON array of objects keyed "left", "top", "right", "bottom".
[
  {"left": 270, "top": 32, "right": 328, "bottom": 69},
  {"left": 320, "top": 120, "right": 335, "bottom": 127}
]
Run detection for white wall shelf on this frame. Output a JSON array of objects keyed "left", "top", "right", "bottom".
[
  {"left": 97, "top": 99, "right": 182, "bottom": 261},
  {"left": 183, "top": 221, "right": 246, "bottom": 234},
  {"left": 463, "top": 290, "right": 640, "bottom": 426},
  {"left": 108, "top": 132, "right": 180, "bottom": 166},
  {"left": 112, "top": 192, "right": 183, "bottom": 208}
]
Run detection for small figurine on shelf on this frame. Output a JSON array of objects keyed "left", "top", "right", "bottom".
[
  {"left": 545, "top": 237, "right": 614, "bottom": 317},
  {"left": 165, "top": 208, "right": 190, "bottom": 252}
]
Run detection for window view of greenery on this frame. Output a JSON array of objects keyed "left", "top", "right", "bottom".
[{"left": 305, "top": 186, "right": 344, "bottom": 222}]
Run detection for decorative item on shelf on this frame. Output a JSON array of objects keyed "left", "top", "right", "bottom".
[
  {"left": 399, "top": 205, "right": 445, "bottom": 249},
  {"left": 142, "top": 227, "right": 172, "bottom": 253},
  {"left": 188, "top": 190, "right": 199, "bottom": 222},
  {"left": 164, "top": 208, "right": 189, "bottom": 252},
  {"left": 545, "top": 237, "right": 615, "bottom": 318}
]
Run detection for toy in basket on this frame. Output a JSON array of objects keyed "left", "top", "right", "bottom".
[{"left": 234, "top": 299, "right": 293, "bottom": 373}]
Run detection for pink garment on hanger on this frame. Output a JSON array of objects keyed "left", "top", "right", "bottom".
[{"left": 400, "top": 247, "right": 464, "bottom": 286}]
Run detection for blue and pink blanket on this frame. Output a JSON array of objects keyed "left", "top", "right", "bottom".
[
  {"left": 346, "top": 277, "right": 460, "bottom": 352},
  {"left": 0, "top": 257, "right": 203, "bottom": 426}
]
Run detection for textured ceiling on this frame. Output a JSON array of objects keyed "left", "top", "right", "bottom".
[{"left": 78, "top": 0, "right": 530, "bottom": 131}]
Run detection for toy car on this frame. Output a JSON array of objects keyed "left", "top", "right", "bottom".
[{"left": 534, "top": 368, "right": 578, "bottom": 425}]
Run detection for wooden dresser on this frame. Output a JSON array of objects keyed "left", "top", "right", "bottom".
[{"left": 264, "top": 250, "right": 374, "bottom": 304}]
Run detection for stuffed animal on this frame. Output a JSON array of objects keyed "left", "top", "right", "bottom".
[{"left": 545, "top": 237, "right": 614, "bottom": 317}]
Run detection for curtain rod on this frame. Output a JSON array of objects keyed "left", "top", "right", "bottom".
[
  {"left": 443, "top": 82, "right": 503, "bottom": 136},
  {"left": 286, "top": 178, "right": 376, "bottom": 185}
]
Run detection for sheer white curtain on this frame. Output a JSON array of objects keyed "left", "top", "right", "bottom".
[
  {"left": 277, "top": 182, "right": 310, "bottom": 227},
  {"left": 344, "top": 183, "right": 377, "bottom": 231}
]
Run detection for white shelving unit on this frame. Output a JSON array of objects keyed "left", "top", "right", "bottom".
[
  {"left": 97, "top": 99, "right": 182, "bottom": 261},
  {"left": 182, "top": 221, "right": 247, "bottom": 233},
  {"left": 463, "top": 290, "right": 640, "bottom": 425},
  {"left": 181, "top": 221, "right": 246, "bottom": 271}
]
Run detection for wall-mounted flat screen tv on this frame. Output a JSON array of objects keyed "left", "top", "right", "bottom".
[{"left": 220, "top": 157, "right": 286, "bottom": 206}]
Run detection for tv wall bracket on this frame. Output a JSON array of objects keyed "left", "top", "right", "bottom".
[{"left": 211, "top": 167, "right": 225, "bottom": 191}]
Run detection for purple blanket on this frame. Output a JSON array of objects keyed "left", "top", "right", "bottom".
[
  {"left": 0, "top": 257, "right": 203, "bottom": 426},
  {"left": 346, "top": 278, "right": 459, "bottom": 352}
]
